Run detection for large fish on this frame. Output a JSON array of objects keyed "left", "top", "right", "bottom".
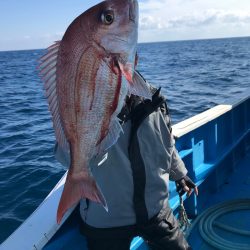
[{"left": 38, "top": 0, "right": 151, "bottom": 224}]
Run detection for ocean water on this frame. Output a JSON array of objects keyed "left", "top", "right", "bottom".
[{"left": 0, "top": 37, "right": 249, "bottom": 243}]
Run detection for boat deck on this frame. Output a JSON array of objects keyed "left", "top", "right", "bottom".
[
  {"left": 44, "top": 98, "right": 250, "bottom": 250},
  {"left": 2, "top": 97, "right": 249, "bottom": 250},
  {"left": 43, "top": 149, "right": 250, "bottom": 250},
  {"left": 187, "top": 149, "right": 250, "bottom": 250}
]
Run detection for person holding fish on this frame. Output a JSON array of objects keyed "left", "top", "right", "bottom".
[{"left": 38, "top": 0, "right": 198, "bottom": 249}]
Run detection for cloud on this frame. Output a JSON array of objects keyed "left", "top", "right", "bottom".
[
  {"left": 220, "top": 11, "right": 250, "bottom": 23},
  {"left": 139, "top": 9, "right": 250, "bottom": 30},
  {"left": 138, "top": 0, "right": 250, "bottom": 42},
  {"left": 139, "top": 0, "right": 250, "bottom": 32}
]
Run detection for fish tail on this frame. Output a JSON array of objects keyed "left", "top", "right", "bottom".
[{"left": 57, "top": 171, "right": 107, "bottom": 224}]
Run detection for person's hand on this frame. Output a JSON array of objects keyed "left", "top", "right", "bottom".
[{"left": 176, "top": 176, "right": 198, "bottom": 197}]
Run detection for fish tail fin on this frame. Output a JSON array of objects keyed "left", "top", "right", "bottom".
[{"left": 57, "top": 172, "right": 107, "bottom": 224}]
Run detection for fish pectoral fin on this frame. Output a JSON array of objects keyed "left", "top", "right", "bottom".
[
  {"left": 57, "top": 172, "right": 108, "bottom": 224},
  {"left": 97, "top": 117, "right": 123, "bottom": 154},
  {"left": 118, "top": 61, "right": 152, "bottom": 100},
  {"left": 118, "top": 61, "right": 134, "bottom": 83},
  {"left": 131, "top": 70, "right": 152, "bottom": 99}
]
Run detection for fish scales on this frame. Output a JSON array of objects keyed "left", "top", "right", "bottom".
[{"left": 37, "top": 0, "right": 152, "bottom": 224}]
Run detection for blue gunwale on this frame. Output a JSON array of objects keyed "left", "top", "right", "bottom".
[
  {"left": 44, "top": 95, "right": 250, "bottom": 249},
  {"left": 1, "top": 94, "right": 249, "bottom": 250}
]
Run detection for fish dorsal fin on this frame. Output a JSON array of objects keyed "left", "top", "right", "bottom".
[
  {"left": 97, "top": 117, "right": 123, "bottom": 154},
  {"left": 118, "top": 61, "right": 152, "bottom": 100},
  {"left": 38, "top": 41, "right": 69, "bottom": 154}
]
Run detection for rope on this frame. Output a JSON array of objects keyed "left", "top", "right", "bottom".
[{"left": 186, "top": 199, "right": 250, "bottom": 250}]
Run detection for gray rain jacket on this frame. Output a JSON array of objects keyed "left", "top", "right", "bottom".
[{"left": 55, "top": 102, "right": 187, "bottom": 229}]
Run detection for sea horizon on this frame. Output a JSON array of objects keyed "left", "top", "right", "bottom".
[{"left": 0, "top": 35, "right": 249, "bottom": 53}]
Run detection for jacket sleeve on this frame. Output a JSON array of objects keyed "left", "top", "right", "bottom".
[
  {"left": 162, "top": 107, "right": 188, "bottom": 181},
  {"left": 169, "top": 146, "right": 188, "bottom": 181}
]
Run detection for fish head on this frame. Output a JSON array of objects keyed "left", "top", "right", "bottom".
[
  {"left": 83, "top": 0, "right": 139, "bottom": 64},
  {"left": 59, "top": 0, "right": 138, "bottom": 69},
  {"left": 98, "top": 0, "right": 138, "bottom": 61}
]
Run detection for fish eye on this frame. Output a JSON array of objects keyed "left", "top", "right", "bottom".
[{"left": 101, "top": 10, "right": 114, "bottom": 25}]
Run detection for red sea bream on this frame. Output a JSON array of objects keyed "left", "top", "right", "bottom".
[{"left": 38, "top": 0, "right": 151, "bottom": 224}]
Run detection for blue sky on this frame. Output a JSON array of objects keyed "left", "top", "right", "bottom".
[{"left": 0, "top": 0, "right": 250, "bottom": 51}]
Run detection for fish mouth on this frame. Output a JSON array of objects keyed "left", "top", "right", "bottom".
[{"left": 129, "top": 0, "right": 138, "bottom": 22}]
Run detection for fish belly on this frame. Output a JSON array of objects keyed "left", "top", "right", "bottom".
[{"left": 56, "top": 47, "right": 127, "bottom": 223}]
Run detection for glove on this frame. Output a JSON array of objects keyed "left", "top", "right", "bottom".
[{"left": 176, "top": 176, "right": 198, "bottom": 197}]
